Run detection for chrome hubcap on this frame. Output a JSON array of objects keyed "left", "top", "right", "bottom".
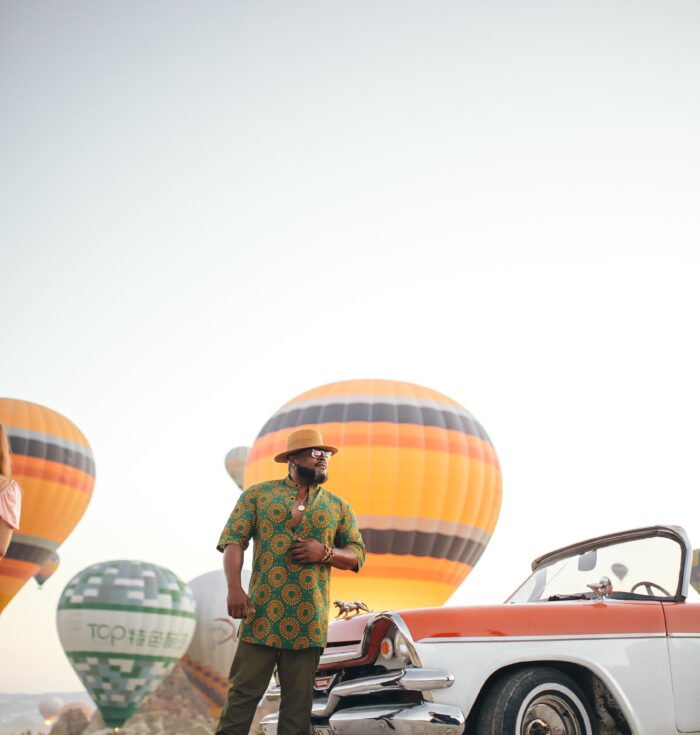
[{"left": 522, "top": 695, "right": 583, "bottom": 735}]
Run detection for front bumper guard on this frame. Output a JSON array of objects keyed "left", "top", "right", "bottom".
[
  {"left": 326, "top": 701, "right": 464, "bottom": 735},
  {"left": 261, "top": 667, "right": 464, "bottom": 735}
]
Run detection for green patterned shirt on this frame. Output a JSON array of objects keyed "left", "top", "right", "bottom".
[{"left": 217, "top": 476, "right": 365, "bottom": 650}]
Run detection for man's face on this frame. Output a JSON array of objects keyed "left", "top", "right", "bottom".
[{"left": 291, "top": 448, "right": 330, "bottom": 484}]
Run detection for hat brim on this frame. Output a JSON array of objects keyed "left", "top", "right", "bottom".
[{"left": 274, "top": 444, "right": 338, "bottom": 463}]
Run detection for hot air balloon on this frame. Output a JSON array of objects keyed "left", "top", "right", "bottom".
[
  {"left": 0, "top": 398, "right": 95, "bottom": 613},
  {"left": 180, "top": 569, "right": 251, "bottom": 718},
  {"left": 611, "top": 563, "right": 628, "bottom": 582},
  {"left": 245, "top": 379, "right": 502, "bottom": 611},
  {"left": 691, "top": 549, "right": 700, "bottom": 595},
  {"left": 34, "top": 551, "right": 60, "bottom": 587},
  {"left": 224, "top": 447, "right": 249, "bottom": 490},
  {"left": 38, "top": 695, "right": 63, "bottom": 726},
  {"left": 57, "top": 560, "right": 196, "bottom": 731}
]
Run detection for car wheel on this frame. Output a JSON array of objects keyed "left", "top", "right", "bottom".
[{"left": 476, "top": 666, "right": 595, "bottom": 735}]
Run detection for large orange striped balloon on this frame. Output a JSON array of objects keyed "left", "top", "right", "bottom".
[
  {"left": 0, "top": 398, "right": 95, "bottom": 613},
  {"left": 245, "top": 379, "right": 502, "bottom": 611}
]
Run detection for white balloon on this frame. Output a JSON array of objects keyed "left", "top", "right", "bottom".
[
  {"left": 180, "top": 568, "right": 251, "bottom": 716},
  {"left": 39, "top": 695, "right": 63, "bottom": 725}
]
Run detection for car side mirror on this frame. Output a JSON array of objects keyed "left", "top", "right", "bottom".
[{"left": 587, "top": 576, "right": 612, "bottom": 599}]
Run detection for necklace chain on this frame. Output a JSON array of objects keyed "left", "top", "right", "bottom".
[{"left": 295, "top": 491, "right": 309, "bottom": 512}]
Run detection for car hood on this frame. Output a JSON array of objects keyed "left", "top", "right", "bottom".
[{"left": 326, "top": 601, "right": 669, "bottom": 649}]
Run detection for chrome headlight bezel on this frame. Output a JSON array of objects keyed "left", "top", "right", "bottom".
[{"left": 377, "top": 625, "right": 412, "bottom": 668}]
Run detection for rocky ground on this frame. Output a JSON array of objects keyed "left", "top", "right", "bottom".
[{"left": 48, "top": 667, "right": 277, "bottom": 735}]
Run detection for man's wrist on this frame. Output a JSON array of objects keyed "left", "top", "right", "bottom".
[{"left": 320, "top": 544, "right": 334, "bottom": 563}]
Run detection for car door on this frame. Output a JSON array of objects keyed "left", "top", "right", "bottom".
[{"left": 663, "top": 602, "right": 700, "bottom": 733}]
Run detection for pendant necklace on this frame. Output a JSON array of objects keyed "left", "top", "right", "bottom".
[{"left": 296, "top": 494, "right": 309, "bottom": 512}]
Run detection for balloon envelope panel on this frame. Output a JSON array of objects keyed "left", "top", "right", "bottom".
[
  {"left": 224, "top": 447, "right": 249, "bottom": 490},
  {"left": 245, "top": 379, "right": 502, "bottom": 612},
  {"left": 56, "top": 560, "right": 196, "bottom": 729},
  {"left": 0, "top": 398, "right": 95, "bottom": 613},
  {"left": 180, "top": 569, "right": 251, "bottom": 718}
]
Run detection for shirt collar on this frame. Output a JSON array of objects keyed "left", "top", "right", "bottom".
[{"left": 284, "top": 474, "right": 320, "bottom": 496}]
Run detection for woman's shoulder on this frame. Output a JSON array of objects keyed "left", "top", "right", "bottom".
[{"left": 0, "top": 476, "right": 20, "bottom": 498}]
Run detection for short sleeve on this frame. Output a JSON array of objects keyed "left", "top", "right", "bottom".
[
  {"left": 217, "top": 488, "right": 257, "bottom": 553},
  {"left": 334, "top": 501, "right": 366, "bottom": 572},
  {"left": 0, "top": 480, "right": 21, "bottom": 530}
]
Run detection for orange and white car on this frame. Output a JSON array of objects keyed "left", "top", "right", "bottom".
[{"left": 263, "top": 525, "right": 700, "bottom": 735}]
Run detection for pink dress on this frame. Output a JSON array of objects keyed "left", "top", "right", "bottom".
[{"left": 0, "top": 477, "right": 21, "bottom": 530}]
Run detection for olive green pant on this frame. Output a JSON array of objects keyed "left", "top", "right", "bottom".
[{"left": 216, "top": 640, "right": 322, "bottom": 735}]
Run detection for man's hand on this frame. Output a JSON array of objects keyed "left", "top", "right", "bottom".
[
  {"left": 227, "top": 587, "right": 256, "bottom": 619},
  {"left": 290, "top": 537, "right": 325, "bottom": 563}
]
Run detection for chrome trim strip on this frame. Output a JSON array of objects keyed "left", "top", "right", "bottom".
[
  {"left": 334, "top": 669, "right": 404, "bottom": 697},
  {"left": 399, "top": 668, "right": 454, "bottom": 690},
  {"left": 312, "top": 696, "right": 332, "bottom": 717},
  {"left": 418, "top": 632, "right": 668, "bottom": 643},
  {"left": 388, "top": 613, "right": 423, "bottom": 668},
  {"left": 320, "top": 648, "right": 363, "bottom": 665},
  {"left": 668, "top": 632, "right": 700, "bottom": 639}
]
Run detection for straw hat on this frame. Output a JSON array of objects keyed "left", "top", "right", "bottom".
[{"left": 273, "top": 428, "right": 338, "bottom": 463}]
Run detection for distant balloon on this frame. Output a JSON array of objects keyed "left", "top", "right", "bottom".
[
  {"left": 180, "top": 569, "right": 251, "bottom": 719},
  {"left": 0, "top": 398, "right": 95, "bottom": 613},
  {"left": 34, "top": 552, "right": 60, "bottom": 587},
  {"left": 39, "top": 695, "right": 63, "bottom": 725},
  {"left": 57, "top": 560, "right": 196, "bottom": 730},
  {"left": 691, "top": 549, "right": 700, "bottom": 595},
  {"left": 224, "top": 447, "right": 249, "bottom": 490},
  {"left": 611, "top": 563, "right": 628, "bottom": 582},
  {"left": 245, "top": 379, "right": 502, "bottom": 612}
]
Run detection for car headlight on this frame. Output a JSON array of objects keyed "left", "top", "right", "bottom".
[
  {"left": 379, "top": 635, "right": 394, "bottom": 659},
  {"left": 378, "top": 625, "right": 412, "bottom": 667},
  {"left": 393, "top": 629, "right": 411, "bottom": 664}
]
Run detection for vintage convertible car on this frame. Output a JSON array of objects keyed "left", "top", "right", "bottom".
[{"left": 262, "top": 525, "right": 700, "bottom": 735}]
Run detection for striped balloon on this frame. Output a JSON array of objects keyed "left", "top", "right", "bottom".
[
  {"left": 245, "top": 379, "right": 502, "bottom": 611},
  {"left": 0, "top": 398, "right": 95, "bottom": 613},
  {"left": 224, "top": 446, "right": 249, "bottom": 491},
  {"left": 180, "top": 569, "right": 251, "bottom": 719},
  {"left": 56, "top": 560, "right": 197, "bottom": 730},
  {"left": 35, "top": 551, "right": 61, "bottom": 587}
]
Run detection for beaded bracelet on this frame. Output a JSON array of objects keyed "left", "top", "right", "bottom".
[{"left": 320, "top": 544, "right": 334, "bottom": 563}]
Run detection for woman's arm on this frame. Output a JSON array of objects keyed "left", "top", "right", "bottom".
[{"left": 0, "top": 518, "right": 13, "bottom": 558}]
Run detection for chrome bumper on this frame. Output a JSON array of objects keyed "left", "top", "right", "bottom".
[
  {"left": 333, "top": 702, "right": 464, "bottom": 735},
  {"left": 261, "top": 667, "right": 464, "bottom": 735},
  {"left": 261, "top": 702, "right": 464, "bottom": 735}
]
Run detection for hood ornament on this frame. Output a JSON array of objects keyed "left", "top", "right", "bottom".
[{"left": 333, "top": 599, "right": 371, "bottom": 618}]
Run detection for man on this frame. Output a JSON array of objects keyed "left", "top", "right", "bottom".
[{"left": 215, "top": 428, "right": 366, "bottom": 735}]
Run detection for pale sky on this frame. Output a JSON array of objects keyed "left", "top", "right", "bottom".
[{"left": 2, "top": 0, "right": 699, "bottom": 693}]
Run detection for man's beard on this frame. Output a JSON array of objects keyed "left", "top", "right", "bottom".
[{"left": 296, "top": 464, "right": 328, "bottom": 484}]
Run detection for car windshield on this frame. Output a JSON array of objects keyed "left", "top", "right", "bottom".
[{"left": 506, "top": 532, "right": 685, "bottom": 603}]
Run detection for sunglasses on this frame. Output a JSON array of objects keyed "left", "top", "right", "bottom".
[{"left": 309, "top": 448, "right": 333, "bottom": 459}]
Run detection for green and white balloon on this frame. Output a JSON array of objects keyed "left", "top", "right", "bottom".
[{"left": 56, "top": 560, "right": 196, "bottom": 730}]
